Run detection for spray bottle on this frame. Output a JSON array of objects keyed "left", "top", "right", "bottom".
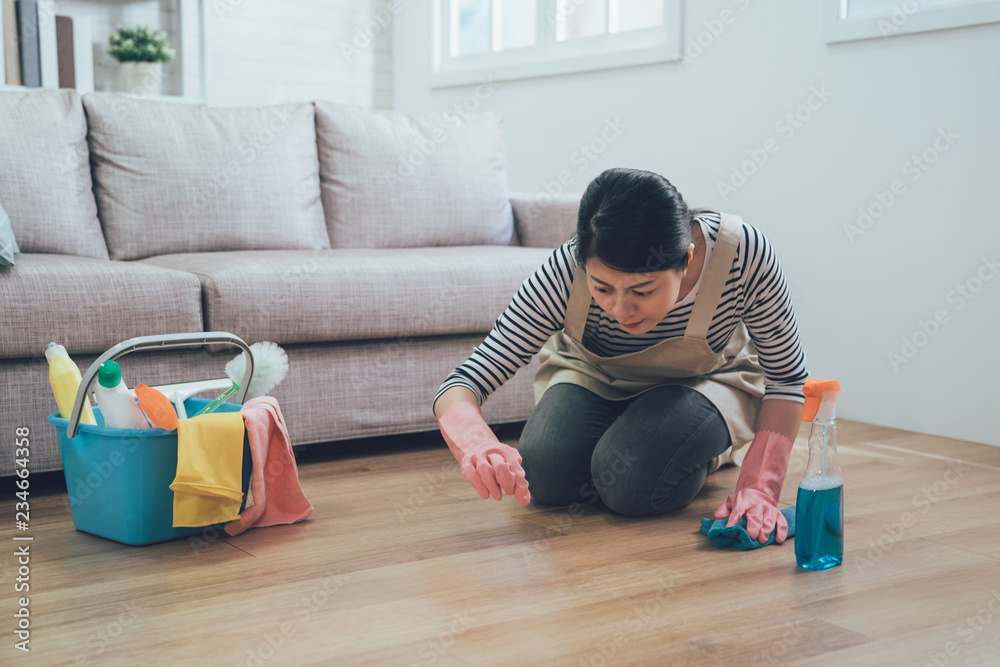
[
  {"left": 795, "top": 378, "right": 843, "bottom": 570},
  {"left": 94, "top": 360, "right": 150, "bottom": 430},
  {"left": 45, "top": 342, "right": 97, "bottom": 426}
]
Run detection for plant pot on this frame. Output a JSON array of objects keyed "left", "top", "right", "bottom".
[{"left": 119, "top": 62, "right": 164, "bottom": 96}]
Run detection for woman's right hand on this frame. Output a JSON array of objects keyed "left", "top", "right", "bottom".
[{"left": 437, "top": 399, "right": 530, "bottom": 505}]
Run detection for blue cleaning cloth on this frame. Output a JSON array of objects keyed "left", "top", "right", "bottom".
[{"left": 700, "top": 506, "right": 796, "bottom": 549}]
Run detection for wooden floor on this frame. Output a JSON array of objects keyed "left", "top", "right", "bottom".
[{"left": 3, "top": 419, "right": 1000, "bottom": 666}]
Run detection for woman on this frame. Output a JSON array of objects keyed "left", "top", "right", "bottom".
[{"left": 433, "top": 168, "right": 808, "bottom": 544}]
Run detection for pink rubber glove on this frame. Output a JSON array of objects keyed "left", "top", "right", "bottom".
[
  {"left": 438, "top": 401, "right": 530, "bottom": 505},
  {"left": 714, "top": 430, "right": 794, "bottom": 544}
]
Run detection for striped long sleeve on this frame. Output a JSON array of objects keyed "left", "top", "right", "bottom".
[
  {"left": 433, "top": 242, "right": 576, "bottom": 406},
  {"left": 434, "top": 213, "right": 808, "bottom": 410}
]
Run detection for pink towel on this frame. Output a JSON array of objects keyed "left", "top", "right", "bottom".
[{"left": 225, "top": 396, "right": 313, "bottom": 536}]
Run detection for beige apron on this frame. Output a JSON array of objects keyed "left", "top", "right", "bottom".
[{"left": 533, "top": 212, "right": 765, "bottom": 458}]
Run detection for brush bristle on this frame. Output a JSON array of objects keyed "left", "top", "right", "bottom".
[{"left": 225, "top": 341, "right": 289, "bottom": 399}]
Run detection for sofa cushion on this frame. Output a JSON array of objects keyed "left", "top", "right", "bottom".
[
  {"left": 251, "top": 337, "right": 540, "bottom": 447},
  {"left": 0, "top": 90, "right": 109, "bottom": 260},
  {"left": 510, "top": 191, "right": 581, "bottom": 248},
  {"left": 0, "top": 254, "right": 203, "bottom": 358},
  {"left": 83, "top": 93, "right": 330, "bottom": 261},
  {"left": 139, "top": 246, "right": 553, "bottom": 344},
  {"left": 314, "top": 101, "right": 513, "bottom": 249}
]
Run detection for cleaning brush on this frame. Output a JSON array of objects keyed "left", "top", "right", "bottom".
[
  {"left": 192, "top": 341, "right": 289, "bottom": 417},
  {"left": 226, "top": 341, "right": 288, "bottom": 398}
]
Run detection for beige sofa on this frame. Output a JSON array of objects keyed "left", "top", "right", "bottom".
[{"left": 0, "top": 89, "right": 580, "bottom": 477}]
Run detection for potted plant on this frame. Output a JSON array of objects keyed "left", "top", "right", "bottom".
[{"left": 108, "top": 25, "right": 175, "bottom": 95}]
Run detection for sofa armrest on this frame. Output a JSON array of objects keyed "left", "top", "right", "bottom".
[{"left": 510, "top": 192, "right": 582, "bottom": 248}]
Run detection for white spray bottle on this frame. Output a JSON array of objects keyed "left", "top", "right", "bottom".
[{"left": 94, "top": 360, "right": 150, "bottom": 430}]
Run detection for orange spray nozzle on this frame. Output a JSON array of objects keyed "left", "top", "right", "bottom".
[{"left": 801, "top": 378, "right": 841, "bottom": 422}]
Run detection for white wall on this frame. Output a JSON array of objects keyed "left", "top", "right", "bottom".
[
  {"left": 394, "top": 0, "right": 1000, "bottom": 446},
  {"left": 206, "top": 0, "right": 393, "bottom": 107}
]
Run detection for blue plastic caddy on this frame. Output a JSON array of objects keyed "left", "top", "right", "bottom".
[{"left": 49, "top": 333, "right": 255, "bottom": 546}]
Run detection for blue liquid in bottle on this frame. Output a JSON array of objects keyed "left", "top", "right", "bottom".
[{"left": 795, "top": 479, "right": 844, "bottom": 570}]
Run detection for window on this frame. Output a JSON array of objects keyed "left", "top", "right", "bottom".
[
  {"left": 824, "top": 0, "right": 1000, "bottom": 43},
  {"left": 434, "top": 0, "right": 681, "bottom": 86}
]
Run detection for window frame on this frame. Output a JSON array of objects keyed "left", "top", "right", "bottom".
[
  {"left": 432, "top": 0, "right": 683, "bottom": 88},
  {"left": 823, "top": 0, "right": 1000, "bottom": 43}
]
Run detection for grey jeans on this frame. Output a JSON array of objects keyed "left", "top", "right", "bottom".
[{"left": 519, "top": 383, "right": 732, "bottom": 516}]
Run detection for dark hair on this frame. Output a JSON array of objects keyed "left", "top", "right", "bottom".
[{"left": 575, "top": 168, "right": 694, "bottom": 274}]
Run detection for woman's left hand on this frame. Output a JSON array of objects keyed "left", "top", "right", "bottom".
[
  {"left": 715, "top": 488, "right": 787, "bottom": 543},
  {"left": 713, "top": 430, "right": 794, "bottom": 544}
]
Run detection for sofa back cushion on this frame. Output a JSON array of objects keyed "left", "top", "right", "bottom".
[
  {"left": 83, "top": 93, "right": 330, "bottom": 261},
  {"left": 315, "top": 101, "right": 513, "bottom": 249},
  {"left": 0, "top": 90, "right": 109, "bottom": 259}
]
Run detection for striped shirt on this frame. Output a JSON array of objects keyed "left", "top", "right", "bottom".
[{"left": 435, "top": 212, "right": 808, "bottom": 409}]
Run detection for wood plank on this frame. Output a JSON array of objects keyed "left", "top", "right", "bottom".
[{"left": 2, "top": 419, "right": 998, "bottom": 665}]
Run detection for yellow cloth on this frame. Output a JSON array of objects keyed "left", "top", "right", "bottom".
[{"left": 170, "top": 412, "right": 245, "bottom": 528}]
